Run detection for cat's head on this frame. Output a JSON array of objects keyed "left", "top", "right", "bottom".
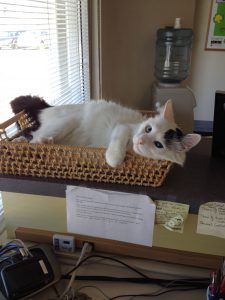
[{"left": 132, "top": 100, "right": 201, "bottom": 165}]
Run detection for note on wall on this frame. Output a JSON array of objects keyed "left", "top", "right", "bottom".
[
  {"left": 197, "top": 202, "right": 225, "bottom": 239},
  {"left": 66, "top": 186, "right": 156, "bottom": 246},
  {"left": 155, "top": 200, "right": 190, "bottom": 233}
]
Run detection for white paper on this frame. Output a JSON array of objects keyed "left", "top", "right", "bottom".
[
  {"left": 197, "top": 202, "right": 225, "bottom": 239},
  {"left": 66, "top": 186, "right": 156, "bottom": 246}
]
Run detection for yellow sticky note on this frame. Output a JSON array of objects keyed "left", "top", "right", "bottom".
[{"left": 155, "top": 200, "right": 190, "bottom": 233}]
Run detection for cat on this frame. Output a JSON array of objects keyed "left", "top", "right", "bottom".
[{"left": 10, "top": 96, "right": 201, "bottom": 167}]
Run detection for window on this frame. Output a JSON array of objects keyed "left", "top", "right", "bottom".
[
  {"left": 0, "top": 0, "right": 90, "bottom": 123},
  {"left": 0, "top": 0, "right": 90, "bottom": 241}
]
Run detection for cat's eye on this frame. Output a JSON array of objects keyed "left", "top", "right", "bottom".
[
  {"left": 154, "top": 141, "right": 163, "bottom": 149},
  {"left": 145, "top": 125, "right": 152, "bottom": 133}
]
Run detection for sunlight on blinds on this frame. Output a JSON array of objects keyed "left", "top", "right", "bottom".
[{"left": 0, "top": 0, "right": 90, "bottom": 122}]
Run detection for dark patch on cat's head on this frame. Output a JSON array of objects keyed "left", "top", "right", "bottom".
[
  {"left": 10, "top": 95, "right": 51, "bottom": 140},
  {"left": 10, "top": 95, "right": 51, "bottom": 115},
  {"left": 164, "top": 128, "right": 184, "bottom": 151}
]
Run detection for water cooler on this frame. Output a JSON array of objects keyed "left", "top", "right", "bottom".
[{"left": 151, "top": 18, "right": 196, "bottom": 133}]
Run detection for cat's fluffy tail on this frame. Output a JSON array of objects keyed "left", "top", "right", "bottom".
[
  {"left": 10, "top": 95, "right": 51, "bottom": 140},
  {"left": 10, "top": 95, "right": 51, "bottom": 115}
]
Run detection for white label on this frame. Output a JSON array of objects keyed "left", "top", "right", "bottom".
[{"left": 39, "top": 259, "right": 48, "bottom": 274}]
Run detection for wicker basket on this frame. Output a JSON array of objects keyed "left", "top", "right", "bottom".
[{"left": 0, "top": 111, "right": 173, "bottom": 187}]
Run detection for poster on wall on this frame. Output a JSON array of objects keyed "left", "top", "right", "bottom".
[{"left": 205, "top": 0, "right": 225, "bottom": 50}]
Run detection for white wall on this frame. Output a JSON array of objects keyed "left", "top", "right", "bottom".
[{"left": 190, "top": 0, "right": 225, "bottom": 122}]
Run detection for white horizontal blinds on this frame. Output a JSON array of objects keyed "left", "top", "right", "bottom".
[
  {"left": 79, "top": 0, "right": 90, "bottom": 102},
  {"left": 0, "top": 0, "right": 90, "bottom": 109},
  {"left": 48, "top": 0, "right": 90, "bottom": 105}
]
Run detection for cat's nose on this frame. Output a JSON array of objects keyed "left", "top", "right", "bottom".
[
  {"left": 133, "top": 136, "right": 144, "bottom": 145},
  {"left": 138, "top": 138, "right": 144, "bottom": 145}
]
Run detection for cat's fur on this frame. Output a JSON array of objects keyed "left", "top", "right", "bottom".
[
  {"left": 11, "top": 95, "right": 51, "bottom": 140},
  {"left": 10, "top": 96, "right": 201, "bottom": 167}
]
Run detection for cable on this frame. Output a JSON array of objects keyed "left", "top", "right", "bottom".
[
  {"left": 64, "top": 255, "right": 150, "bottom": 280},
  {"left": 109, "top": 286, "right": 204, "bottom": 300},
  {"left": 2, "top": 239, "right": 33, "bottom": 257},
  {"left": 59, "top": 253, "right": 209, "bottom": 300},
  {"left": 61, "top": 275, "right": 208, "bottom": 288},
  {"left": 0, "top": 245, "right": 21, "bottom": 257},
  {"left": 60, "top": 242, "right": 93, "bottom": 299},
  {"left": 63, "top": 254, "right": 209, "bottom": 288},
  {"left": 74, "top": 284, "right": 205, "bottom": 300},
  {"left": 57, "top": 252, "right": 209, "bottom": 300},
  {"left": 65, "top": 253, "right": 209, "bottom": 282},
  {"left": 0, "top": 239, "right": 34, "bottom": 262}
]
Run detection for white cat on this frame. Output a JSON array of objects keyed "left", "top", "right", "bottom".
[{"left": 10, "top": 97, "right": 201, "bottom": 167}]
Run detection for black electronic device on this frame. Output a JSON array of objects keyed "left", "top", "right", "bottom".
[
  {"left": 0, "top": 244, "right": 61, "bottom": 300},
  {"left": 212, "top": 91, "right": 225, "bottom": 157}
]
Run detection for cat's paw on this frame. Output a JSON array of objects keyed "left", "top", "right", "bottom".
[{"left": 105, "top": 148, "right": 125, "bottom": 168}]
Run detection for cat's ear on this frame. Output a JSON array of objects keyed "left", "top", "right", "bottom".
[
  {"left": 162, "top": 99, "right": 175, "bottom": 123},
  {"left": 180, "top": 133, "right": 201, "bottom": 152}
]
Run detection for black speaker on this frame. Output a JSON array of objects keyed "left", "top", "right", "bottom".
[{"left": 212, "top": 91, "right": 225, "bottom": 157}]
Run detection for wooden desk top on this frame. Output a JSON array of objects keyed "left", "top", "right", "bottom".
[{"left": 0, "top": 137, "right": 224, "bottom": 213}]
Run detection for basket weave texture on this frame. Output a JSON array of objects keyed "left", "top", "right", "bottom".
[{"left": 0, "top": 111, "right": 173, "bottom": 187}]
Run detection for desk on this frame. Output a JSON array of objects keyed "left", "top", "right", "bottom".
[{"left": 0, "top": 137, "right": 225, "bottom": 213}]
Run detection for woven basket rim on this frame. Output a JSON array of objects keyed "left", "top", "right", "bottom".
[{"left": 0, "top": 139, "right": 172, "bottom": 163}]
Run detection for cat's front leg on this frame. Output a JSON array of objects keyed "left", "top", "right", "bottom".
[{"left": 105, "top": 125, "right": 131, "bottom": 168}]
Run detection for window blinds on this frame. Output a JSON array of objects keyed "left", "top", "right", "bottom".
[{"left": 0, "top": 0, "right": 90, "bottom": 111}]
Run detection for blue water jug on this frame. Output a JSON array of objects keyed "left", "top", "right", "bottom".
[{"left": 154, "top": 26, "right": 193, "bottom": 85}]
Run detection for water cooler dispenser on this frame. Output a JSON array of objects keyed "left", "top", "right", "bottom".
[{"left": 151, "top": 18, "right": 196, "bottom": 133}]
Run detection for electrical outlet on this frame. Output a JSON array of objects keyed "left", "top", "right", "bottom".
[{"left": 53, "top": 234, "right": 75, "bottom": 253}]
